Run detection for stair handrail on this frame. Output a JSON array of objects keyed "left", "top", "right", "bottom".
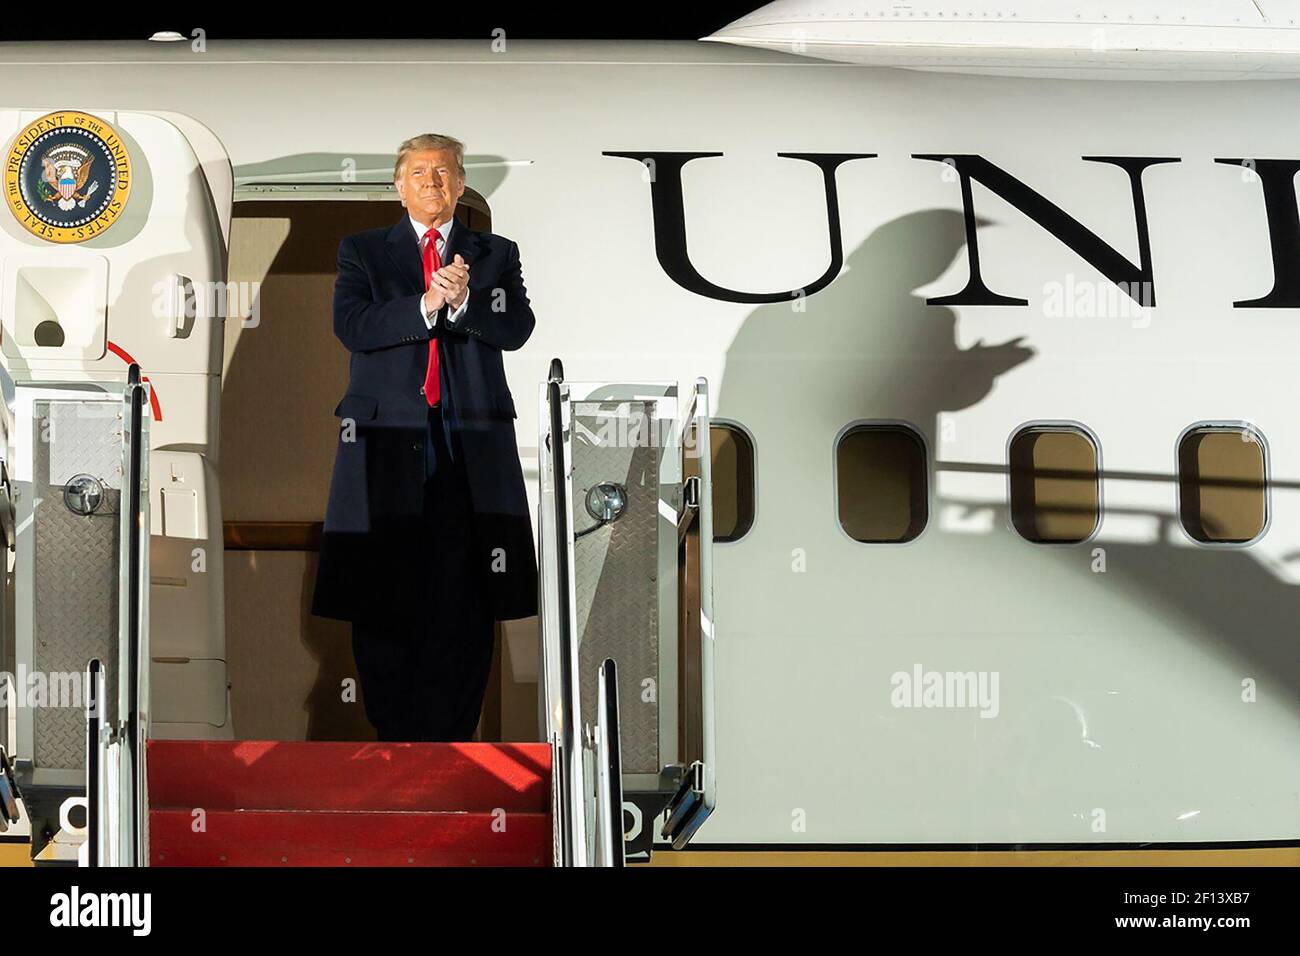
[
  {"left": 661, "top": 377, "right": 717, "bottom": 849},
  {"left": 85, "top": 658, "right": 105, "bottom": 866},
  {"left": 116, "top": 365, "right": 150, "bottom": 866},
  {"left": 544, "top": 368, "right": 587, "bottom": 866},
  {"left": 592, "top": 658, "right": 625, "bottom": 867},
  {"left": 541, "top": 361, "right": 632, "bottom": 867}
]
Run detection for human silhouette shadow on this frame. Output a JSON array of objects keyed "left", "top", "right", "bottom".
[{"left": 718, "top": 209, "right": 1033, "bottom": 454}]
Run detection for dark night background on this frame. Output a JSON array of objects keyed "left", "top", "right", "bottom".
[{"left": 0, "top": 5, "right": 761, "bottom": 41}]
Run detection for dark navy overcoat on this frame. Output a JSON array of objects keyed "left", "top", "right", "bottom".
[{"left": 311, "top": 216, "right": 538, "bottom": 624}]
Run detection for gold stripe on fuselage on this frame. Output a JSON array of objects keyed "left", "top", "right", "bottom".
[
  {"left": 649, "top": 847, "right": 1300, "bottom": 867},
  {"left": 0, "top": 841, "right": 33, "bottom": 868}
]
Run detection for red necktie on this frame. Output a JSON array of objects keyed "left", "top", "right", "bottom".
[{"left": 420, "top": 229, "right": 442, "bottom": 406}]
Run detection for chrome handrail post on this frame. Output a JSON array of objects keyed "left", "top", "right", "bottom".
[
  {"left": 692, "top": 378, "right": 717, "bottom": 818},
  {"left": 84, "top": 659, "right": 106, "bottom": 867},
  {"left": 543, "top": 366, "right": 587, "bottom": 866},
  {"left": 594, "top": 658, "right": 625, "bottom": 867},
  {"left": 117, "top": 365, "right": 150, "bottom": 867}
]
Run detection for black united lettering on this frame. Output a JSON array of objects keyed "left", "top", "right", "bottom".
[
  {"left": 912, "top": 153, "right": 1175, "bottom": 307},
  {"left": 605, "top": 150, "right": 1297, "bottom": 310},
  {"left": 1215, "top": 157, "right": 1300, "bottom": 308},
  {"left": 602, "top": 150, "right": 876, "bottom": 304}
]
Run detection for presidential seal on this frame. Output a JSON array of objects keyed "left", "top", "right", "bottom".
[{"left": 4, "top": 110, "right": 133, "bottom": 243}]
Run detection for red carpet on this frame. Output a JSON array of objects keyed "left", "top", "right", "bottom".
[{"left": 147, "top": 740, "right": 552, "bottom": 867}]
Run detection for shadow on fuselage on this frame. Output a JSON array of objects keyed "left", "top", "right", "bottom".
[{"left": 716, "top": 208, "right": 1300, "bottom": 707}]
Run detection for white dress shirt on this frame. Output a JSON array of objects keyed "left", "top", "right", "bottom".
[{"left": 410, "top": 213, "right": 470, "bottom": 329}]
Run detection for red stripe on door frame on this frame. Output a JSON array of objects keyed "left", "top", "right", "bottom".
[{"left": 105, "top": 341, "right": 164, "bottom": 422}]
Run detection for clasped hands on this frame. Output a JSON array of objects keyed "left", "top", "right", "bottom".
[{"left": 424, "top": 254, "right": 469, "bottom": 314}]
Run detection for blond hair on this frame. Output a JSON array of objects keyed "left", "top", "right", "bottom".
[{"left": 394, "top": 133, "right": 466, "bottom": 181}]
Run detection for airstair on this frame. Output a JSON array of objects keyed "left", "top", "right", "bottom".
[{"left": 0, "top": 357, "right": 716, "bottom": 866}]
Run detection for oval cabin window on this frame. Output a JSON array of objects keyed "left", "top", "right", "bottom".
[
  {"left": 710, "top": 423, "right": 755, "bottom": 542},
  {"left": 686, "top": 422, "right": 755, "bottom": 543},
  {"left": 1008, "top": 426, "right": 1101, "bottom": 544},
  {"left": 836, "top": 424, "right": 928, "bottom": 543},
  {"left": 1177, "top": 426, "right": 1268, "bottom": 544}
]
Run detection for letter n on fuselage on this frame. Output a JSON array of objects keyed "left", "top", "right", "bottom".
[{"left": 913, "top": 154, "right": 1180, "bottom": 308}]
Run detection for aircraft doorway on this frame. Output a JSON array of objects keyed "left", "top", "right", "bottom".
[{"left": 219, "top": 190, "right": 523, "bottom": 743}]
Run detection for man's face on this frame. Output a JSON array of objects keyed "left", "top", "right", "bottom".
[{"left": 396, "top": 148, "right": 465, "bottom": 225}]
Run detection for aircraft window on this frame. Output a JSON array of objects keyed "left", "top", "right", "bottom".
[
  {"left": 1177, "top": 425, "right": 1268, "bottom": 544},
  {"left": 711, "top": 423, "right": 755, "bottom": 542},
  {"left": 1008, "top": 426, "right": 1100, "bottom": 544},
  {"left": 686, "top": 421, "right": 755, "bottom": 542},
  {"left": 836, "top": 423, "right": 928, "bottom": 543}
]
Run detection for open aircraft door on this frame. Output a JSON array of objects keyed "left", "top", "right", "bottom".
[
  {"left": 539, "top": 360, "right": 717, "bottom": 861},
  {"left": 0, "top": 108, "right": 232, "bottom": 843}
]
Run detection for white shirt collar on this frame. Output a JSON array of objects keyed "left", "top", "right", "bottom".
[{"left": 409, "top": 213, "right": 454, "bottom": 248}]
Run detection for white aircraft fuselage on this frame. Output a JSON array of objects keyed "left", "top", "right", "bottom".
[{"left": 0, "top": 39, "right": 1296, "bottom": 851}]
